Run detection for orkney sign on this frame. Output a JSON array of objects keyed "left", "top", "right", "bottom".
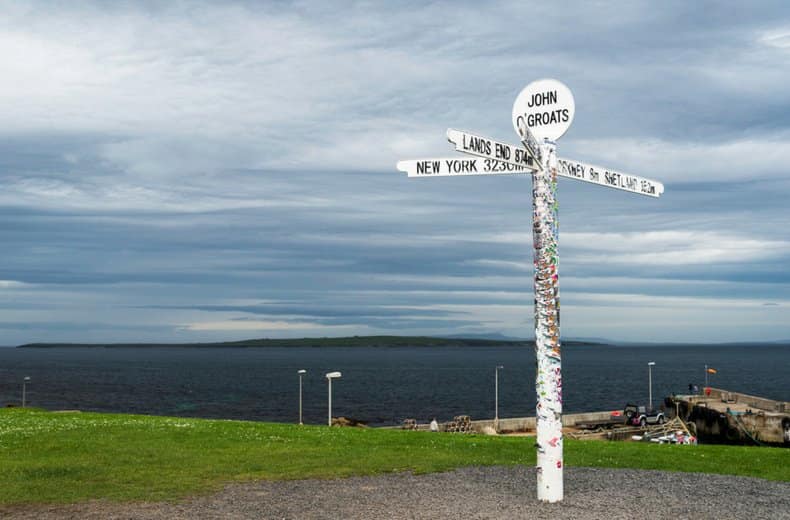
[
  {"left": 396, "top": 157, "right": 531, "bottom": 177},
  {"left": 447, "top": 129, "right": 540, "bottom": 171},
  {"left": 557, "top": 157, "right": 664, "bottom": 198},
  {"left": 513, "top": 78, "right": 575, "bottom": 142}
]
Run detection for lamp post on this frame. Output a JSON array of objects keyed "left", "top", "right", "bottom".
[
  {"left": 298, "top": 369, "right": 306, "bottom": 425},
  {"left": 22, "top": 376, "right": 30, "bottom": 408},
  {"left": 325, "top": 371, "right": 341, "bottom": 426},
  {"left": 495, "top": 365, "right": 503, "bottom": 427},
  {"left": 647, "top": 362, "right": 655, "bottom": 411}
]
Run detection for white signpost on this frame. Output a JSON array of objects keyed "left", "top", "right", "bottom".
[
  {"left": 397, "top": 78, "right": 663, "bottom": 503},
  {"left": 515, "top": 80, "right": 569, "bottom": 503}
]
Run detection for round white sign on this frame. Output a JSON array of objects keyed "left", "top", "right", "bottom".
[{"left": 512, "top": 79, "right": 575, "bottom": 142}]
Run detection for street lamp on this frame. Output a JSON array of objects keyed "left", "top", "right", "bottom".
[
  {"left": 495, "top": 365, "right": 504, "bottom": 427},
  {"left": 325, "top": 371, "right": 342, "bottom": 426},
  {"left": 297, "top": 369, "right": 307, "bottom": 425},
  {"left": 647, "top": 362, "right": 656, "bottom": 411},
  {"left": 22, "top": 376, "right": 31, "bottom": 408}
]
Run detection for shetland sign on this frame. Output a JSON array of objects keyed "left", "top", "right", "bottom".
[
  {"left": 557, "top": 158, "right": 664, "bottom": 198},
  {"left": 396, "top": 157, "right": 531, "bottom": 177},
  {"left": 446, "top": 129, "right": 540, "bottom": 170}
]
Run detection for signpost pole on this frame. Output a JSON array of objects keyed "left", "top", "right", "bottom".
[
  {"left": 533, "top": 139, "right": 563, "bottom": 502},
  {"left": 397, "top": 77, "right": 664, "bottom": 503}
]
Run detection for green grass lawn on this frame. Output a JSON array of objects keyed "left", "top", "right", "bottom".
[{"left": 1, "top": 408, "right": 787, "bottom": 505}]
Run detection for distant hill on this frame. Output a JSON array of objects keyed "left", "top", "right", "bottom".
[
  {"left": 16, "top": 335, "right": 606, "bottom": 349},
  {"left": 442, "top": 333, "right": 528, "bottom": 341},
  {"left": 17, "top": 335, "right": 523, "bottom": 348}
]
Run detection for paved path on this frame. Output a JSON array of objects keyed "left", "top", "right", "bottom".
[{"left": 3, "top": 467, "right": 789, "bottom": 519}]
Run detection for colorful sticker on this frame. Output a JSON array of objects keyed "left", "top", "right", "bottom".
[{"left": 533, "top": 143, "right": 563, "bottom": 498}]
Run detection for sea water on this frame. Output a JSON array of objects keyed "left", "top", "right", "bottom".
[{"left": 0, "top": 344, "right": 787, "bottom": 426}]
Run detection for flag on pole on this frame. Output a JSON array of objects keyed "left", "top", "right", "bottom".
[{"left": 707, "top": 368, "right": 717, "bottom": 374}]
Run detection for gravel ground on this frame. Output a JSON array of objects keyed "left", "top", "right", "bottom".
[{"left": 3, "top": 467, "right": 789, "bottom": 520}]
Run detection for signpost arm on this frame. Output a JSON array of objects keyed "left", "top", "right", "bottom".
[{"left": 533, "top": 139, "right": 563, "bottom": 502}]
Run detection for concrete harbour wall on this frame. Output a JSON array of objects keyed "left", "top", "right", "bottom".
[{"left": 399, "top": 410, "right": 616, "bottom": 433}]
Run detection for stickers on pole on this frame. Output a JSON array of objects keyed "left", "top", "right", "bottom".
[{"left": 513, "top": 79, "right": 575, "bottom": 142}]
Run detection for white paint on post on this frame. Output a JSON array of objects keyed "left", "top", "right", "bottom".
[
  {"left": 557, "top": 158, "right": 664, "bottom": 198},
  {"left": 533, "top": 140, "right": 563, "bottom": 503},
  {"left": 397, "top": 157, "right": 532, "bottom": 177},
  {"left": 447, "top": 129, "right": 540, "bottom": 171}
]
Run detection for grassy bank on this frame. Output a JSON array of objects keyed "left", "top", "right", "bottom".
[{"left": 0, "top": 408, "right": 787, "bottom": 505}]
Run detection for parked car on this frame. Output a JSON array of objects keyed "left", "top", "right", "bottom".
[{"left": 623, "top": 403, "right": 665, "bottom": 427}]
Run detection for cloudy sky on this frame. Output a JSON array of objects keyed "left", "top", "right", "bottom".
[{"left": 2, "top": 1, "right": 790, "bottom": 345}]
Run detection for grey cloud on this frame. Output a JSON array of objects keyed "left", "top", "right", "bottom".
[
  {"left": 2, "top": 1, "right": 790, "bottom": 343},
  {"left": 143, "top": 303, "right": 466, "bottom": 319}
]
